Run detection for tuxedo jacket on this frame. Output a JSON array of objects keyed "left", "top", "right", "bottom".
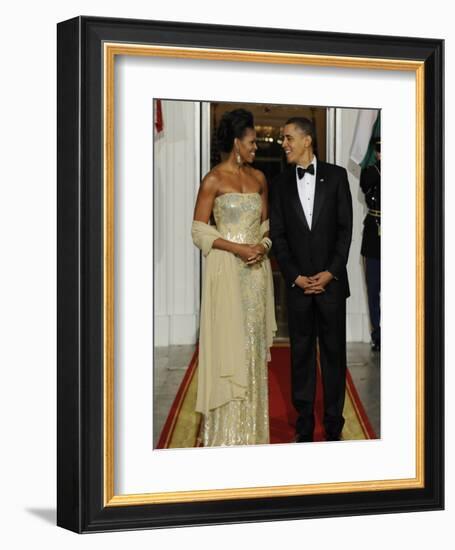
[{"left": 270, "top": 160, "right": 353, "bottom": 301}]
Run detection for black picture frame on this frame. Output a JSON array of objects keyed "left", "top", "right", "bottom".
[{"left": 57, "top": 16, "right": 444, "bottom": 533}]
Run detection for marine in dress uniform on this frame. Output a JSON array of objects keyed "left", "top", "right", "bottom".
[{"left": 360, "top": 138, "right": 381, "bottom": 352}]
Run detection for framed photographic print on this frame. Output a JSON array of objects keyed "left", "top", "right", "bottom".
[{"left": 57, "top": 16, "right": 444, "bottom": 532}]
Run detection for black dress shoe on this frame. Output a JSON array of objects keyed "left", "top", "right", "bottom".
[
  {"left": 325, "top": 435, "right": 341, "bottom": 441},
  {"left": 371, "top": 340, "right": 380, "bottom": 352},
  {"left": 295, "top": 434, "right": 313, "bottom": 443}
]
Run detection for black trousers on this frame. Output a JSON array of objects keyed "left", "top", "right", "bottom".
[
  {"left": 365, "top": 256, "right": 381, "bottom": 345},
  {"left": 287, "top": 293, "right": 347, "bottom": 440}
]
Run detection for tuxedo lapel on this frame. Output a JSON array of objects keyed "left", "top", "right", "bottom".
[
  {"left": 287, "top": 169, "right": 310, "bottom": 231},
  {"left": 312, "top": 161, "right": 327, "bottom": 230}
]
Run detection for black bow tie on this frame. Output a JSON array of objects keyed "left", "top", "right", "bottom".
[{"left": 297, "top": 164, "right": 315, "bottom": 179}]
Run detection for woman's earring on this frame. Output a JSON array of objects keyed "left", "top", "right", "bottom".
[{"left": 236, "top": 150, "right": 242, "bottom": 165}]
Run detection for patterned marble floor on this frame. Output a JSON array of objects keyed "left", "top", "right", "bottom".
[{"left": 153, "top": 342, "right": 380, "bottom": 447}]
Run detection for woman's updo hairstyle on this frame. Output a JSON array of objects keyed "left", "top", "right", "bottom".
[{"left": 216, "top": 109, "right": 255, "bottom": 153}]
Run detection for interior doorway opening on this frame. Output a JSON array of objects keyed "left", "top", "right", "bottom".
[{"left": 209, "top": 102, "right": 328, "bottom": 339}]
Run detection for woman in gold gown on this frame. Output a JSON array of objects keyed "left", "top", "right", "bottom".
[{"left": 191, "top": 109, "right": 276, "bottom": 447}]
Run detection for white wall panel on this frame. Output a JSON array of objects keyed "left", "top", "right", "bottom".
[
  {"left": 337, "top": 108, "right": 371, "bottom": 343},
  {"left": 154, "top": 100, "right": 200, "bottom": 346}
]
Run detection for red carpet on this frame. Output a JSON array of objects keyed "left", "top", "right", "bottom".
[
  {"left": 268, "top": 345, "right": 376, "bottom": 443},
  {"left": 157, "top": 344, "right": 376, "bottom": 448}
]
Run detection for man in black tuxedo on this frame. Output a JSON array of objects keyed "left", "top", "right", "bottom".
[{"left": 270, "top": 117, "right": 353, "bottom": 442}]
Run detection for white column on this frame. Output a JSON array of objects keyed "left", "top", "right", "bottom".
[
  {"left": 154, "top": 100, "right": 201, "bottom": 346},
  {"left": 336, "top": 108, "right": 371, "bottom": 343}
]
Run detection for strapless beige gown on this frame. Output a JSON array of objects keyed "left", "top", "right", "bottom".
[{"left": 201, "top": 193, "right": 269, "bottom": 446}]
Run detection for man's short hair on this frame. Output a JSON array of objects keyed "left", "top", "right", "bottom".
[{"left": 285, "top": 117, "right": 318, "bottom": 152}]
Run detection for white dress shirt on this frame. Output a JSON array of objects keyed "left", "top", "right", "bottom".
[{"left": 296, "top": 155, "right": 317, "bottom": 229}]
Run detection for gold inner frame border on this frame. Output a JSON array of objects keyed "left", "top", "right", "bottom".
[{"left": 102, "top": 43, "right": 425, "bottom": 506}]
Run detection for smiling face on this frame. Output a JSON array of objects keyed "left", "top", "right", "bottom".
[
  {"left": 235, "top": 127, "right": 257, "bottom": 164},
  {"left": 282, "top": 123, "right": 312, "bottom": 165}
]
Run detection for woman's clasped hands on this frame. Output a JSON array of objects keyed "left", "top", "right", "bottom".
[{"left": 235, "top": 243, "right": 266, "bottom": 265}]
